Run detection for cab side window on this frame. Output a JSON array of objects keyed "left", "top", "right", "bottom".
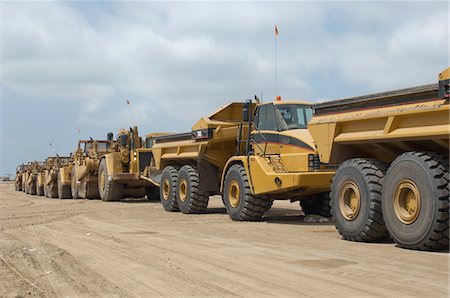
[
  {"left": 255, "top": 104, "right": 278, "bottom": 131},
  {"left": 256, "top": 105, "right": 267, "bottom": 129}
]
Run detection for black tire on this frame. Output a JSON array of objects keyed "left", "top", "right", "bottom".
[
  {"left": 29, "top": 181, "right": 37, "bottom": 195},
  {"left": 176, "top": 165, "right": 209, "bottom": 214},
  {"left": 58, "top": 171, "right": 72, "bottom": 199},
  {"left": 48, "top": 183, "right": 58, "bottom": 198},
  {"left": 71, "top": 167, "right": 79, "bottom": 199},
  {"left": 330, "top": 158, "right": 388, "bottom": 242},
  {"left": 146, "top": 186, "right": 160, "bottom": 201},
  {"left": 98, "top": 159, "right": 123, "bottom": 201},
  {"left": 37, "top": 185, "right": 44, "bottom": 196},
  {"left": 382, "top": 152, "right": 449, "bottom": 251},
  {"left": 43, "top": 183, "right": 48, "bottom": 197},
  {"left": 159, "top": 166, "right": 179, "bottom": 212},
  {"left": 223, "top": 164, "right": 271, "bottom": 221},
  {"left": 300, "top": 193, "right": 332, "bottom": 218}
]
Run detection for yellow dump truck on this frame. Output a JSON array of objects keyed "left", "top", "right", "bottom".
[
  {"left": 308, "top": 68, "right": 449, "bottom": 251},
  {"left": 149, "top": 101, "right": 334, "bottom": 217},
  {"left": 43, "top": 156, "right": 71, "bottom": 198},
  {"left": 71, "top": 137, "right": 117, "bottom": 199},
  {"left": 97, "top": 127, "right": 167, "bottom": 201}
]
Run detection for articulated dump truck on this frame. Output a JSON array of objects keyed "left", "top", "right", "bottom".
[
  {"left": 307, "top": 68, "right": 450, "bottom": 251},
  {"left": 150, "top": 101, "right": 334, "bottom": 217},
  {"left": 43, "top": 156, "right": 72, "bottom": 198},
  {"left": 70, "top": 137, "right": 117, "bottom": 199},
  {"left": 98, "top": 127, "right": 168, "bottom": 201}
]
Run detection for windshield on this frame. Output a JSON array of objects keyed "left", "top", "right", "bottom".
[
  {"left": 275, "top": 104, "right": 313, "bottom": 130},
  {"left": 96, "top": 141, "right": 111, "bottom": 152}
]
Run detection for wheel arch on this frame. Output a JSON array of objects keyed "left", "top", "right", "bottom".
[{"left": 220, "top": 157, "right": 252, "bottom": 193}]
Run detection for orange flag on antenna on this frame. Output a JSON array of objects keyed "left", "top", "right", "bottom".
[{"left": 274, "top": 25, "right": 279, "bottom": 36}]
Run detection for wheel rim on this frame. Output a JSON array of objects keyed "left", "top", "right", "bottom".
[
  {"left": 179, "top": 179, "right": 188, "bottom": 202},
  {"left": 99, "top": 169, "right": 106, "bottom": 192},
  {"left": 162, "top": 179, "right": 170, "bottom": 200},
  {"left": 228, "top": 180, "right": 240, "bottom": 208},
  {"left": 393, "top": 179, "right": 420, "bottom": 224},
  {"left": 339, "top": 181, "right": 361, "bottom": 220}
]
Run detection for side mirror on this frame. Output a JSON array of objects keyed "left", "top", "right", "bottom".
[{"left": 242, "top": 100, "right": 252, "bottom": 122}]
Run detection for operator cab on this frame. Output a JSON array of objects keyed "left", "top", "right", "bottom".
[{"left": 254, "top": 102, "right": 313, "bottom": 131}]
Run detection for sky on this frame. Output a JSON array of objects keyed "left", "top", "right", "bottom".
[{"left": 0, "top": 1, "right": 448, "bottom": 176}]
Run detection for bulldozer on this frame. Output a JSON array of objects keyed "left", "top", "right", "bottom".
[
  {"left": 71, "top": 136, "right": 117, "bottom": 199},
  {"left": 97, "top": 127, "right": 168, "bottom": 201},
  {"left": 43, "top": 156, "right": 72, "bottom": 198}
]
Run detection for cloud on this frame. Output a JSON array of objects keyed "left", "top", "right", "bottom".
[{"left": 0, "top": 1, "right": 448, "bottom": 174}]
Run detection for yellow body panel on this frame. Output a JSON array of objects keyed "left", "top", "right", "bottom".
[
  {"left": 59, "top": 166, "right": 72, "bottom": 185},
  {"left": 308, "top": 98, "right": 449, "bottom": 164}
]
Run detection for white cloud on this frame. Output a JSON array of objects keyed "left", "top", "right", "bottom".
[{"left": 1, "top": 1, "right": 447, "bottom": 132}]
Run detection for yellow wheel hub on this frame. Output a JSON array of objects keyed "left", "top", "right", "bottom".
[
  {"left": 339, "top": 181, "right": 361, "bottom": 221},
  {"left": 162, "top": 179, "right": 170, "bottom": 200},
  {"left": 228, "top": 180, "right": 240, "bottom": 208},
  {"left": 179, "top": 179, "right": 188, "bottom": 202},
  {"left": 394, "top": 179, "right": 420, "bottom": 224},
  {"left": 99, "top": 171, "right": 106, "bottom": 192}
]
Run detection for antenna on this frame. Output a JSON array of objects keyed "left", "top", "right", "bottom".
[{"left": 274, "top": 25, "right": 279, "bottom": 99}]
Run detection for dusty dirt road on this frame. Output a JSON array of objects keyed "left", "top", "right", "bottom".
[{"left": 0, "top": 182, "right": 448, "bottom": 297}]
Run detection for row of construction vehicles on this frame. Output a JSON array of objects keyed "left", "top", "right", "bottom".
[{"left": 15, "top": 68, "right": 449, "bottom": 251}]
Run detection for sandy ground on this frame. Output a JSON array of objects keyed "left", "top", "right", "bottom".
[{"left": 0, "top": 182, "right": 448, "bottom": 298}]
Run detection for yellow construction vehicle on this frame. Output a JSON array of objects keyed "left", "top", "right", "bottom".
[
  {"left": 21, "top": 163, "right": 32, "bottom": 193},
  {"left": 43, "top": 156, "right": 71, "bottom": 198},
  {"left": 15, "top": 164, "right": 26, "bottom": 191},
  {"left": 150, "top": 99, "right": 334, "bottom": 216},
  {"left": 71, "top": 136, "right": 117, "bottom": 199},
  {"left": 97, "top": 127, "right": 168, "bottom": 201},
  {"left": 23, "top": 161, "right": 46, "bottom": 195},
  {"left": 308, "top": 68, "right": 449, "bottom": 251}
]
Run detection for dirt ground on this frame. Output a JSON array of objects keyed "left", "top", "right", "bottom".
[{"left": 0, "top": 182, "right": 448, "bottom": 297}]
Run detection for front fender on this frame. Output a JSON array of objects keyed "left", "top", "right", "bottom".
[
  {"left": 220, "top": 156, "right": 253, "bottom": 194},
  {"left": 104, "top": 153, "right": 124, "bottom": 177}
]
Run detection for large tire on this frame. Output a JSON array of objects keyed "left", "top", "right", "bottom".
[
  {"left": 382, "top": 152, "right": 449, "bottom": 251},
  {"left": 43, "top": 183, "right": 48, "bottom": 197},
  {"left": 176, "top": 165, "right": 209, "bottom": 214},
  {"left": 29, "top": 181, "right": 37, "bottom": 195},
  {"left": 330, "top": 158, "right": 388, "bottom": 242},
  {"left": 48, "top": 183, "right": 58, "bottom": 198},
  {"left": 58, "top": 171, "right": 72, "bottom": 199},
  {"left": 36, "top": 184, "right": 44, "bottom": 196},
  {"left": 98, "top": 159, "right": 123, "bottom": 201},
  {"left": 146, "top": 186, "right": 160, "bottom": 201},
  {"left": 300, "top": 192, "right": 332, "bottom": 218},
  {"left": 223, "top": 164, "right": 271, "bottom": 221},
  {"left": 159, "top": 166, "right": 179, "bottom": 212}
]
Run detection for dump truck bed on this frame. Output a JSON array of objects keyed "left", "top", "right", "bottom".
[
  {"left": 308, "top": 83, "right": 449, "bottom": 164},
  {"left": 314, "top": 84, "right": 438, "bottom": 115}
]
